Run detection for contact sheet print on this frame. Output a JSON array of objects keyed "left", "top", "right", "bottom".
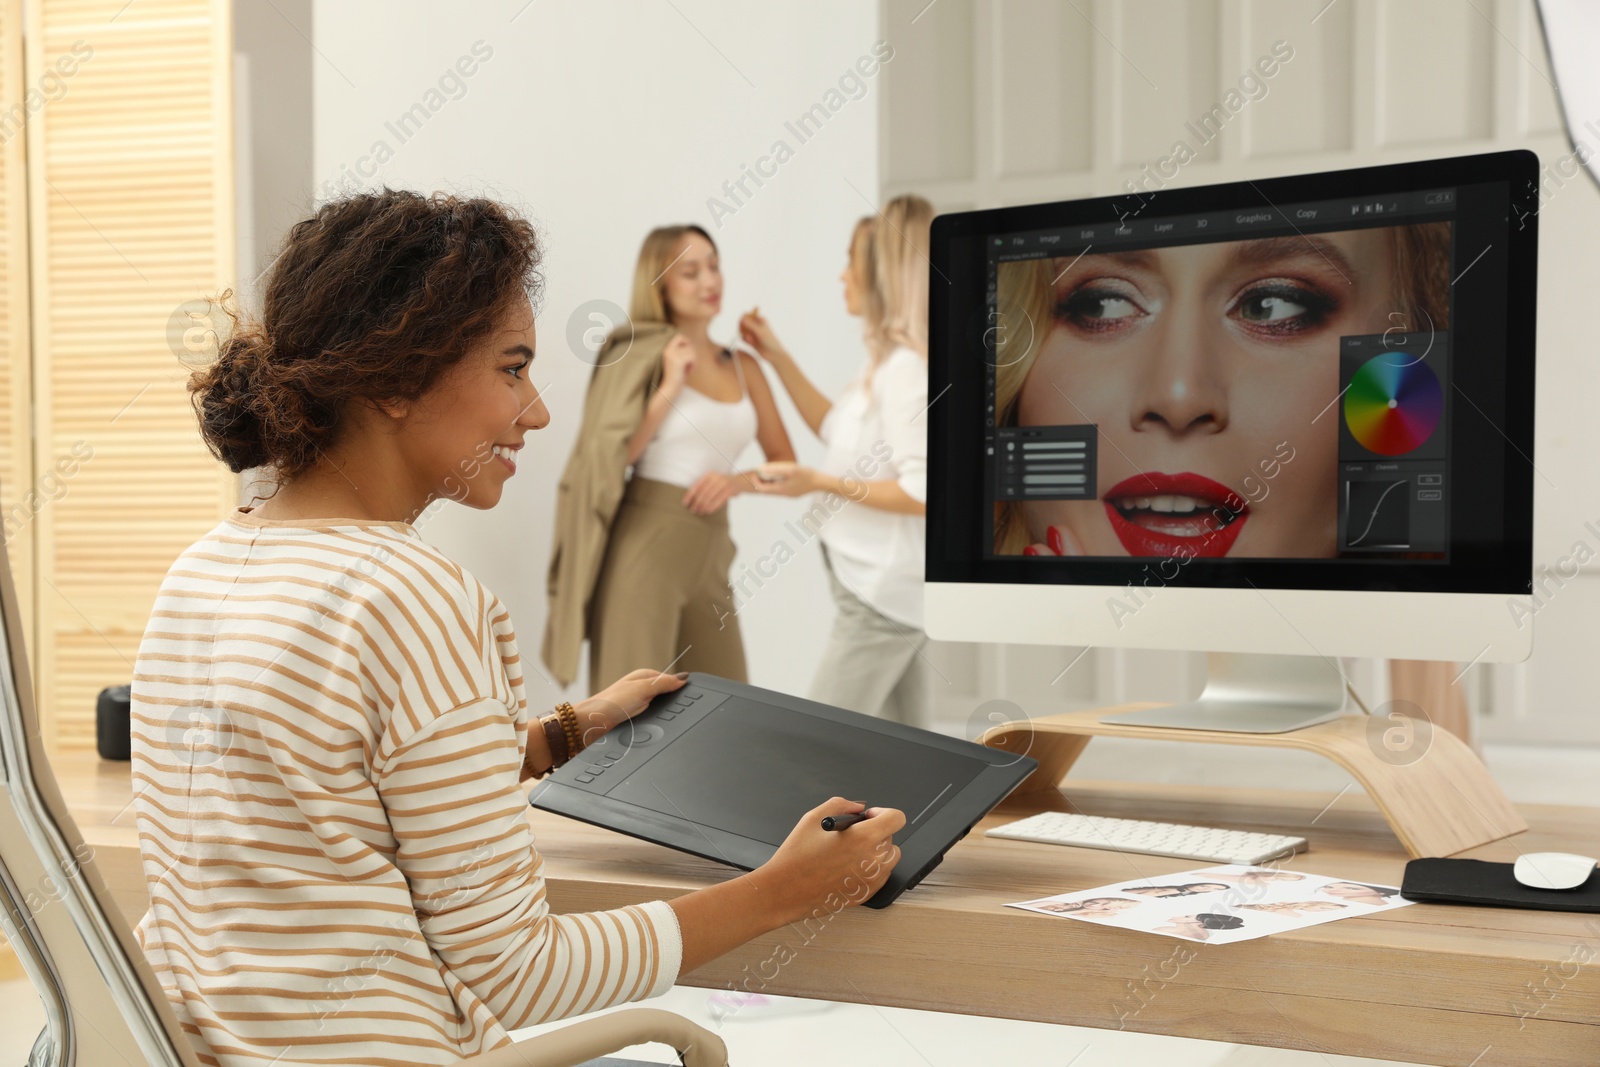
[{"left": 1008, "top": 864, "right": 1413, "bottom": 944}]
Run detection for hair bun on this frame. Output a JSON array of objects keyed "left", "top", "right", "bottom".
[{"left": 191, "top": 329, "right": 272, "bottom": 474}]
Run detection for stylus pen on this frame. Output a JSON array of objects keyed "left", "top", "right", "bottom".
[{"left": 821, "top": 812, "right": 870, "bottom": 831}]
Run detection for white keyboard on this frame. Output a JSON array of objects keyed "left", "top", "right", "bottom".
[{"left": 986, "top": 811, "right": 1308, "bottom": 865}]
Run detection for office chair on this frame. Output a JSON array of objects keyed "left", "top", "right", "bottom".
[{"left": 0, "top": 535, "right": 728, "bottom": 1066}]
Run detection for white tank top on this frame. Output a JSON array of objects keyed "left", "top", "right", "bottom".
[{"left": 632, "top": 349, "right": 759, "bottom": 488}]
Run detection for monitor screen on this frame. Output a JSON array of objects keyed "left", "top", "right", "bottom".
[{"left": 928, "top": 151, "right": 1537, "bottom": 598}]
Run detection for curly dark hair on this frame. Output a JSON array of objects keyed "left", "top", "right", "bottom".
[{"left": 191, "top": 189, "right": 543, "bottom": 478}]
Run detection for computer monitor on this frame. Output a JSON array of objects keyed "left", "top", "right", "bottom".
[{"left": 925, "top": 151, "right": 1539, "bottom": 732}]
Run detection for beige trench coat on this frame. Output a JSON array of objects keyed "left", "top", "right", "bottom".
[{"left": 541, "top": 321, "right": 675, "bottom": 686}]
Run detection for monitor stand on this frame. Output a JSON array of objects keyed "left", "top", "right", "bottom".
[
  {"left": 1098, "top": 653, "right": 1349, "bottom": 734},
  {"left": 980, "top": 655, "right": 1528, "bottom": 857}
]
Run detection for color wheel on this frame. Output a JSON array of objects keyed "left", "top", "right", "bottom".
[{"left": 1343, "top": 353, "right": 1442, "bottom": 456}]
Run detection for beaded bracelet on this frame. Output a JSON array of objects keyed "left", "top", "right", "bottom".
[{"left": 555, "top": 701, "right": 582, "bottom": 758}]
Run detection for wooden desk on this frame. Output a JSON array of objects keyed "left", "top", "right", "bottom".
[{"left": 55, "top": 751, "right": 1599, "bottom": 1067}]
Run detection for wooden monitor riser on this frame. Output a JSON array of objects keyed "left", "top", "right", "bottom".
[{"left": 980, "top": 704, "right": 1526, "bottom": 857}]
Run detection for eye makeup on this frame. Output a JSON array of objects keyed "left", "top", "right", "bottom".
[
  {"left": 1053, "top": 277, "right": 1151, "bottom": 334},
  {"left": 1050, "top": 267, "right": 1343, "bottom": 343},
  {"left": 1226, "top": 278, "right": 1340, "bottom": 338}
]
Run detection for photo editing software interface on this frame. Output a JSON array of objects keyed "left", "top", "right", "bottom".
[{"left": 985, "top": 186, "right": 1468, "bottom": 563}]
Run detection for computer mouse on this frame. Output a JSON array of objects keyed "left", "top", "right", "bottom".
[{"left": 1512, "top": 852, "right": 1597, "bottom": 890}]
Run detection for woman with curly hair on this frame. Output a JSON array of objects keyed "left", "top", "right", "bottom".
[{"left": 130, "top": 190, "right": 904, "bottom": 1066}]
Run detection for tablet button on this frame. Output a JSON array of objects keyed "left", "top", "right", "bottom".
[
  {"left": 618, "top": 723, "right": 666, "bottom": 746},
  {"left": 575, "top": 774, "right": 596, "bottom": 784},
  {"left": 659, "top": 711, "right": 678, "bottom": 721}
]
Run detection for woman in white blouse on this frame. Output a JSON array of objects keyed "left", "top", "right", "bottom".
[{"left": 739, "top": 194, "right": 935, "bottom": 723}]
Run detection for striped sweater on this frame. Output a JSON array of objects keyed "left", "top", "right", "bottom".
[{"left": 129, "top": 509, "right": 682, "bottom": 1066}]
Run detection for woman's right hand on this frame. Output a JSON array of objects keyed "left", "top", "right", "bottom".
[
  {"left": 755, "top": 797, "right": 905, "bottom": 920},
  {"left": 738, "top": 307, "right": 785, "bottom": 361},
  {"left": 660, "top": 333, "right": 696, "bottom": 394}
]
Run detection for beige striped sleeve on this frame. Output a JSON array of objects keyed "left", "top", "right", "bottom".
[{"left": 375, "top": 696, "right": 682, "bottom": 1029}]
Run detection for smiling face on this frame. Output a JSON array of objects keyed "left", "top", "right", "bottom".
[
  {"left": 1011, "top": 231, "right": 1401, "bottom": 558},
  {"left": 661, "top": 232, "right": 723, "bottom": 324},
  {"left": 394, "top": 292, "right": 549, "bottom": 511}
]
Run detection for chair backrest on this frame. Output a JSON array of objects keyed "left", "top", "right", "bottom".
[{"left": 0, "top": 538, "right": 202, "bottom": 1065}]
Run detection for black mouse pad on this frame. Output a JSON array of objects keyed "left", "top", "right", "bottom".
[{"left": 1401, "top": 858, "right": 1600, "bottom": 913}]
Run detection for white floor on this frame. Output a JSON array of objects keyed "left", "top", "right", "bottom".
[{"left": 5, "top": 739, "right": 1595, "bottom": 1066}]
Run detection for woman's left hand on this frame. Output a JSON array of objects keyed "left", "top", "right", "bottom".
[
  {"left": 577, "top": 668, "right": 689, "bottom": 743},
  {"left": 749, "top": 461, "right": 822, "bottom": 497},
  {"left": 682, "top": 471, "right": 744, "bottom": 515}
]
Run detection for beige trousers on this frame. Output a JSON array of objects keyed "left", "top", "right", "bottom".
[
  {"left": 807, "top": 549, "right": 930, "bottom": 726},
  {"left": 587, "top": 477, "right": 748, "bottom": 690}
]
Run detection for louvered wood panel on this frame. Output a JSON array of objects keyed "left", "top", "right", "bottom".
[
  {"left": 25, "top": 0, "right": 235, "bottom": 749},
  {"left": 0, "top": 0, "right": 31, "bottom": 664}
]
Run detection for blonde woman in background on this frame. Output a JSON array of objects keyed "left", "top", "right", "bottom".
[
  {"left": 738, "top": 195, "right": 934, "bottom": 723},
  {"left": 548, "top": 224, "right": 794, "bottom": 690}
]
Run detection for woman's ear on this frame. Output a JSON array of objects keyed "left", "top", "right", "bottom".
[{"left": 372, "top": 396, "right": 411, "bottom": 421}]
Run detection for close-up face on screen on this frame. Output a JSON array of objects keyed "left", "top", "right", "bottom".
[{"left": 990, "top": 221, "right": 1453, "bottom": 561}]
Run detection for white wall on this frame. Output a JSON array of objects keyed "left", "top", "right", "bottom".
[
  {"left": 234, "top": 0, "right": 312, "bottom": 291},
  {"left": 306, "top": 0, "right": 1599, "bottom": 744},
  {"left": 311, "top": 1, "right": 883, "bottom": 706}
]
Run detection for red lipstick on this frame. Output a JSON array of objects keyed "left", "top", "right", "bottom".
[{"left": 1101, "top": 472, "right": 1248, "bottom": 558}]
